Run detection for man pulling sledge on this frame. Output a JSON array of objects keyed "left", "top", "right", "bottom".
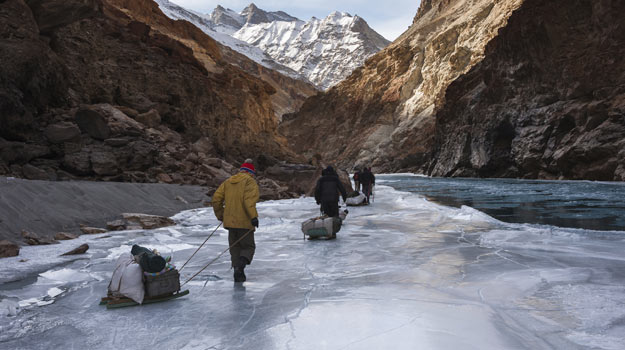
[
  {"left": 212, "top": 160, "right": 260, "bottom": 282},
  {"left": 359, "top": 167, "right": 375, "bottom": 204},
  {"left": 314, "top": 166, "right": 347, "bottom": 217}
]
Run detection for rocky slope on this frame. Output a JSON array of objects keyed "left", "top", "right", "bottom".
[
  {"left": 0, "top": 0, "right": 315, "bottom": 194},
  {"left": 282, "top": 0, "right": 625, "bottom": 181}
]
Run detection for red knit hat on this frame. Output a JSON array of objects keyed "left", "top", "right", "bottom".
[{"left": 240, "top": 162, "right": 256, "bottom": 175}]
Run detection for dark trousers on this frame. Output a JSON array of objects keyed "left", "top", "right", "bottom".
[
  {"left": 362, "top": 183, "right": 372, "bottom": 203},
  {"left": 321, "top": 201, "right": 339, "bottom": 217},
  {"left": 228, "top": 228, "right": 255, "bottom": 267}
]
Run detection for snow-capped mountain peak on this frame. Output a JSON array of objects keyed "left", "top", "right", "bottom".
[
  {"left": 233, "top": 9, "right": 390, "bottom": 89},
  {"left": 155, "top": 1, "right": 390, "bottom": 90}
]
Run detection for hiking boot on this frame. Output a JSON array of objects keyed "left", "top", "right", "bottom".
[
  {"left": 233, "top": 266, "right": 246, "bottom": 282},
  {"left": 233, "top": 256, "right": 249, "bottom": 282}
]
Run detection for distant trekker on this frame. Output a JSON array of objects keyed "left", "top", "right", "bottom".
[
  {"left": 353, "top": 169, "right": 361, "bottom": 192},
  {"left": 314, "top": 166, "right": 347, "bottom": 217},
  {"left": 359, "top": 167, "right": 375, "bottom": 204},
  {"left": 212, "top": 160, "right": 260, "bottom": 283}
]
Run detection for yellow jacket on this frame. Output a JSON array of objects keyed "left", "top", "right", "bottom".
[{"left": 212, "top": 172, "right": 259, "bottom": 229}]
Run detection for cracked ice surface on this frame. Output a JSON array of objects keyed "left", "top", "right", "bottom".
[{"left": 1, "top": 180, "right": 625, "bottom": 349}]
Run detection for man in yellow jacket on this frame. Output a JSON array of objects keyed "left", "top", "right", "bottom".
[{"left": 212, "top": 161, "right": 260, "bottom": 282}]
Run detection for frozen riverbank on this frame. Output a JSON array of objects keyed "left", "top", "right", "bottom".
[
  {"left": 1, "top": 179, "right": 624, "bottom": 349},
  {"left": 0, "top": 177, "right": 209, "bottom": 243}
]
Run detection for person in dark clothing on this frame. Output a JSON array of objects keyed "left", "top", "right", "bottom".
[
  {"left": 359, "top": 167, "right": 376, "bottom": 204},
  {"left": 314, "top": 166, "right": 347, "bottom": 217},
  {"left": 353, "top": 169, "right": 361, "bottom": 192}
]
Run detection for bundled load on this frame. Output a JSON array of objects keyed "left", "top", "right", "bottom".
[
  {"left": 302, "top": 209, "right": 348, "bottom": 240},
  {"left": 102, "top": 244, "right": 188, "bottom": 309},
  {"left": 346, "top": 191, "right": 367, "bottom": 206}
]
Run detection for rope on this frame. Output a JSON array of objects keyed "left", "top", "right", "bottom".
[
  {"left": 179, "top": 222, "right": 222, "bottom": 272},
  {"left": 180, "top": 228, "right": 254, "bottom": 287}
]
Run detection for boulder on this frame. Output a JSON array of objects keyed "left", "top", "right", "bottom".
[
  {"left": 258, "top": 178, "right": 289, "bottom": 201},
  {"left": 125, "top": 141, "right": 157, "bottom": 171},
  {"left": 44, "top": 122, "right": 81, "bottom": 143},
  {"left": 90, "top": 150, "right": 118, "bottom": 175},
  {"left": 21, "top": 230, "right": 57, "bottom": 245},
  {"left": 136, "top": 109, "right": 161, "bottom": 128},
  {"left": 79, "top": 225, "right": 107, "bottom": 234},
  {"left": 55, "top": 232, "right": 78, "bottom": 240},
  {"left": 63, "top": 151, "right": 91, "bottom": 174},
  {"left": 205, "top": 157, "right": 222, "bottom": 168},
  {"left": 106, "top": 220, "right": 127, "bottom": 231},
  {"left": 156, "top": 173, "right": 173, "bottom": 183},
  {"left": 121, "top": 213, "right": 175, "bottom": 229},
  {"left": 76, "top": 104, "right": 144, "bottom": 140},
  {"left": 61, "top": 244, "right": 89, "bottom": 256},
  {"left": 22, "top": 164, "right": 50, "bottom": 180},
  {"left": 0, "top": 240, "right": 19, "bottom": 258},
  {"left": 191, "top": 137, "right": 214, "bottom": 155},
  {"left": 0, "top": 141, "right": 50, "bottom": 164},
  {"left": 115, "top": 105, "right": 139, "bottom": 118},
  {"left": 75, "top": 106, "right": 111, "bottom": 140}
]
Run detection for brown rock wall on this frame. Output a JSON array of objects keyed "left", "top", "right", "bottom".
[
  {"left": 428, "top": 0, "right": 625, "bottom": 180},
  {"left": 281, "top": 0, "right": 523, "bottom": 172},
  {"left": 0, "top": 0, "right": 315, "bottom": 193}
]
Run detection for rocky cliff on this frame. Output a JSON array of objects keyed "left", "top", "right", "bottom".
[
  {"left": 428, "top": 0, "right": 625, "bottom": 180},
  {"left": 281, "top": 0, "right": 524, "bottom": 170},
  {"left": 0, "top": 0, "right": 313, "bottom": 192},
  {"left": 281, "top": 0, "right": 625, "bottom": 181}
]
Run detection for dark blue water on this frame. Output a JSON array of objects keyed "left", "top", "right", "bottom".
[{"left": 378, "top": 175, "right": 625, "bottom": 231}]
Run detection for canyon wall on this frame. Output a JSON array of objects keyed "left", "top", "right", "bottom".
[
  {"left": 428, "top": 0, "right": 625, "bottom": 180},
  {"left": 282, "top": 0, "right": 625, "bottom": 181},
  {"left": 281, "top": 0, "right": 524, "bottom": 171},
  {"left": 0, "top": 0, "right": 314, "bottom": 190}
]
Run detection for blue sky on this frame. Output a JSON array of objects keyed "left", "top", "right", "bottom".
[{"left": 170, "top": 0, "right": 421, "bottom": 41}]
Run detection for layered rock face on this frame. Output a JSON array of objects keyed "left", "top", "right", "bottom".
[
  {"left": 281, "top": 0, "right": 524, "bottom": 171},
  {"left": 282, "top": 0, "right": 625, "bottom": 181},
  {"left": 0, "top": 0, "right": 313, "bottom": 190},
  {"left": 428, "top": 0, "right": 625, "bottom": 180}
]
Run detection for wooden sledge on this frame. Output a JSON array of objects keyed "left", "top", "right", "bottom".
[{"left": 99, "top": 290, "right": 189, "bottom": 309}]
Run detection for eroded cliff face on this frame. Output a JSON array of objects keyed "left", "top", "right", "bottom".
[
  {"left": 0, "top": 0, "right": 314, "bottom": 190},
  {"left": 281, "top": 0, "right": 524, "bottom": 171},
  {"left": 428, "top": 0, "right": 625, "bottom": 181},
  {"left": 282, "top": 0, "right": 624, "bottom": 181}
]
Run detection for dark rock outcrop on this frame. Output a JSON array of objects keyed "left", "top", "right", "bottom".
[
  {"left": 428, "top": 0, "right": 625, "bottom": 180},
  {"left": 61, "top": 243, "right": 89, "bottom": 256},
  {"left": 0, "top": 240, "right": 20, "bottom": 258},
  {"left": 0, "top": 0, "right": 314, "bottom": 193}
]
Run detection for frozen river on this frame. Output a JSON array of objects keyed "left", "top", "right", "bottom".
[{"left": 1, "top": 175, "right": 625, "bottom": 349}]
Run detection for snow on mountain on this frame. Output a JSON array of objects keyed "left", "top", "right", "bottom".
[
  {"left": 234, "top": 11, "right": 390, "bottom": 90},
  {"left": 155, "top": 1, "right": 390, "bottom": 90},
  {"left": 154, "top": 0, "right": 303, "bottom": 80}
]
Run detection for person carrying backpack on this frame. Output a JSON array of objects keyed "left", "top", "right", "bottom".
[
  {"left": 314, "top": 166, "right": 347, "bottom": 217},
  {"left": 359, "top": 167, "right": 375, "bottom": 204},
  {"left": 353, "top": 169, "right": 361, "bottom": 192}
]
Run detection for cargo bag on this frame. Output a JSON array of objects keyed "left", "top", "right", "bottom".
[
  {"left": 346, "top": 193, "right": 366, "bottom": 206},
  {"left": 301, "top": 216, "right": 342, "bottom": 239},
  {"left": 144, "top": 268, "right": 181, "bottom": 297}
]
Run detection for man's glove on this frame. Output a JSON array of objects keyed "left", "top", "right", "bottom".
[{"left": 251, "top": 217, "right": 259, "bottom": 227}]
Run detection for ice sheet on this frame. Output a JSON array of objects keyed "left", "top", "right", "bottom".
[{"left": 1, "top": 183, "right": 624, "bottom": 349}]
